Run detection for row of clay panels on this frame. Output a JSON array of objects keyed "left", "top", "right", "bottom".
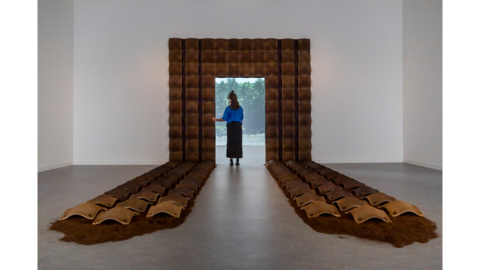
[
  {"left": 57, "top": 161, "right": 215, "bottom": 225},
  {"left": 265, "top": 159, "right": 437, "bottom": 247},
  {"left": 169, "top": 38, "right": 311, "bottom": 162}
]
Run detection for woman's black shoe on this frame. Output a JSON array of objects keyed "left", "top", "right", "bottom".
[
  {"left": 229, "top": 161, "right": 234, "bottom": 166},
  {"left": 235, "top": 162, "right": 240, "bottom": 166}
]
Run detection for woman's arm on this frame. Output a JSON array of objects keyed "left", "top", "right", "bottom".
[{"left": 211, "top": 117, "right": 224, "bottom": 122}]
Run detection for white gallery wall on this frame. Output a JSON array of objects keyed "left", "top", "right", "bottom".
[
  {"left": 73, "top": 0, "right": 404, "bottom": 165},
  {"left": 38, "top": 0, "right": 74, "bottom": 171},
  {"left": 403, "top": 0, "right": 442, "bottom": 170}
]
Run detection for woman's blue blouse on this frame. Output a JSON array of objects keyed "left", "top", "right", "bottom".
[{"left": 222, "top": 106, "right": 244, "bottom": 125}]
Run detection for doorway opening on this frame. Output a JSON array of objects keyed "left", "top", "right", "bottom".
[{"left": 215, "top": 77, "right": 265, "bottom": 165}]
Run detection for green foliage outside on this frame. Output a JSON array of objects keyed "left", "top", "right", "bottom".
[{"left": 215, "top": 78, "right": 265, "bottom": 137}]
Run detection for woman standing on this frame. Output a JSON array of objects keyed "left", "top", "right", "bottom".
[{"left": 212, "top": 90, "right": 244, "bottom": 166}]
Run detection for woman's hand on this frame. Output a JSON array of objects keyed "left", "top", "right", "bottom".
[{"left": 211, "top": 117, "right": 217, "bottom": 122}]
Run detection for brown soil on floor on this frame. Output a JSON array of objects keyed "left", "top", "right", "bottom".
[
  {"left": 50, "top": 200, "right": 196, "bottom": 245},
  {"left": 267, "top": 166, "right": 438, "bottom": 248},
  {"left": 50, "top": 169, "right": 209, "bottom": 245}
]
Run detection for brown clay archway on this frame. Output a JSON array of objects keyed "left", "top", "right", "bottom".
[{"left": 168, "top": 38, "right": 311, "bottom": 163}]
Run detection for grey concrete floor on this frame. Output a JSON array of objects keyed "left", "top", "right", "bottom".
[{"left": 38, "top": 151, "right": 442, "bottom": 269}]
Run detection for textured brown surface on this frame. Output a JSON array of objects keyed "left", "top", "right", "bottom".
[
  {"left": 51, "top": 161, "right": 216, "bottom": 244},
  {"left": 51, "top": 199, "right": 198, "bottom": 245},
  {"left": 309, "top": 177, "right": 331, "bottom": 188},
  {"left": 116, "top": 198, "right": 152, "bottom": 213},
  {"left": 266, "top": 160, "right": 438, "bottom": 248},
  {"left": 155, "top": 176, "right": 178, "bottom": 189},
  {"left": 332, "top": 175, "right": 353, "bottom": 185},
  {"left": 345, "top": 205, "right": 392, "bottom": 224},
  {"left": 92, "top": 207, "right": 140, "bottom": 225},
  {"left": 299, "top": 170, "right": 317, "bottom": 181},
  {"left": 289, "top": 186, "right": 315, "bottom": 198},
  {"left": 87, "top": 194, "right": 118, "bottom": 208},
  {"left": 279, "top": 174, "right": 300, "bottom": 185},
  {"left": 300, "top": 201, "right": 341, "bottom": 218},
  {"left": 317, "top": 182, "right": 340, "bottom": 195},
  {"left": 285, "top": 181, "right": 309, "bottom": 191},
  {"left": 380, "top": 200, "right": 424, "bottom": 217},
  {"left": 176, "top": 181, "right": 199, "bottom": 191},
  {"left": 118, "top": 182, "right": 142, "bottom": 193},
  {"left": 104, "top": 187, "right": 131, "bottom": 201},
  {"left": 147, "top": 201, "right": 184, "bottom": 218},
  {"left": 169, "top": 187, "right": 196, "bottom": 199},
  {"left": 351, "top": 186, "right": 379, "bottom": 197},
  {"left": 128, "top": 178, "right": 150, "bottom": 187},
  {"left": 59, "top": 203, "right": 107, "bottom": 220},
  {"left": 132, "top": 190, "right": 160, "bottom": 203},
  {"left": 141, "top": 183, "right": 167, "bottom": 195},
  {"left": 170, "top": 39, "right": 311, "bottom": 162},
  {"left": 333, "top": 197, "right": 368, "bottom": 211},
  {"left": 294, "top": 193, "right": 325, "bottom": 207},
  {"left": 363, "top": 192, "right": 396, "bottom": 205},
  {"left": 319, "top": 168, "right": 334, "bottom": 176},
  {"left": 181, "top": 177, "right": 203, "bottom": 187},
  {"left": 325, "top": 188, "right": 353, "bottom": 201},
  {"left": 341, "top": 179, "right": 364, "bottom": 190},
  {"left": 158, "top": 193, "right": 190, "bottom": 207},
  {"left": 325, "top": 171, "right": 340, "bottom": 180}
]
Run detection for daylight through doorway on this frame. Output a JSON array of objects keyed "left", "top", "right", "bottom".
[{"left": 215, "top": 78, "right": 265, "bottom": 165}]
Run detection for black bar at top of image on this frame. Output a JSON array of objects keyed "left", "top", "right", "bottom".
[
  {"left": 182, "top": 39, "right": 186, "bottom": 162},
  {"left": 277, "top": 39, "right": 283, "bottom": 162},
  {"left": 198, "top": 39, "right": 203, "bottom": 162},
  {"left": 294, "top": 40, "right": 299, "bottom": 161}
]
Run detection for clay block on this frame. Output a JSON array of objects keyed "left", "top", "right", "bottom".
[
  {"left": 181, "top": 176, "right": 203, "bottom": 186},
  {"left": 285, "top": 181, "right": 309, "bottom": 191},
  {"left": 146, "top": 201, "right": 184, "bottom": 218},
  {"left": 351, "top": 186, "right": 379, "bottom": 197},
  {"left": 158, "top": 193, "right": 190, "bottom": 208},
  {"left": 317, "top": 182, "right": 341, "bottom": 195},
  {"left": 308, "top": 177, "right": 331, "bottom": 188},
  {"left": 333, "top": 197, "right": 368, "bottom": 212},
  {"left": 345, "top": 205, "right": 392, "bottom": 224},
  {"left": 332, "top": 175, "right": 353, "bottom": 185},
  {"left": 169, "top": 127, "right": 182, "bottom": 139},
  {"left": 294, "top": 193, "right": 326, "bottom": 207},
  {"left": 380, "top": 201, "right": 424, "bottom": 217},
  {"left": 289, "top": 186, "right": 315, "bottom": 198},
  {"left": 116, "top": 198, "right": 151, "bottom": 213},
  {"left": 325, "top": 188, "right": 354, "bottom": 201},
  {"left": 176, "top": 181, "right": 199, "bottom": 192},
  {"left": 298, "top": 62, "right": 311, "bottom": 75},
  {"left": 132, "top": 190, "right": 161, "bottom": 203},
  {"left": 87, "top": 195, "right": 118, "bottom": 208},
  {"left": 304, "top": 172, "right": 328, "bottom": 184},
  {"left": 169, "top": 187, "right": 196, "bottom": 199},
  {"left": 362, "top": 192, "right": 396, "bottom": 205},
  {"left": 155, "top": 175, "right": 179, "bottom": 189},
  {"left": 59, "top": 203, "right": 107, "bottom": 220},
  {"left": 105, "top": 187, "right": 132, "bottom": 201},
  {"left": 266, "top": 100, "right": 278, "bottom": 113},
  {"left": 325, "top": 171, "right": 340, "bottom": 180},
  {"left": 202, "top": 51, "right": 215, "bottom": 62},
  {"left": 341, "top": 179, "right": 365, "bottom": 189},
  {"left": 214, "top": 39, "right": 228, "bottom": 50},
  {"left": 299, "top": 113, "right": 312, "bottom": 127},
  {"left": 319, "top": 168, "right": 334, "bottom": 176},
  {"left": 300, "top": 201, "right": 341, "bottom": 218},
  {"left": 128, "top": 178, "right": 150, "bottom": 187},
  {"left": 92, "top": 207, "right": 139, "bottom": 225},
  {"left": 299, "top": 141, "right": 312, "bottom": 152}
]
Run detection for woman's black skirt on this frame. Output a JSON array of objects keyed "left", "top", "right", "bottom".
[{"left": 226, "top": 121, "right": 243, "bottom": 158}]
